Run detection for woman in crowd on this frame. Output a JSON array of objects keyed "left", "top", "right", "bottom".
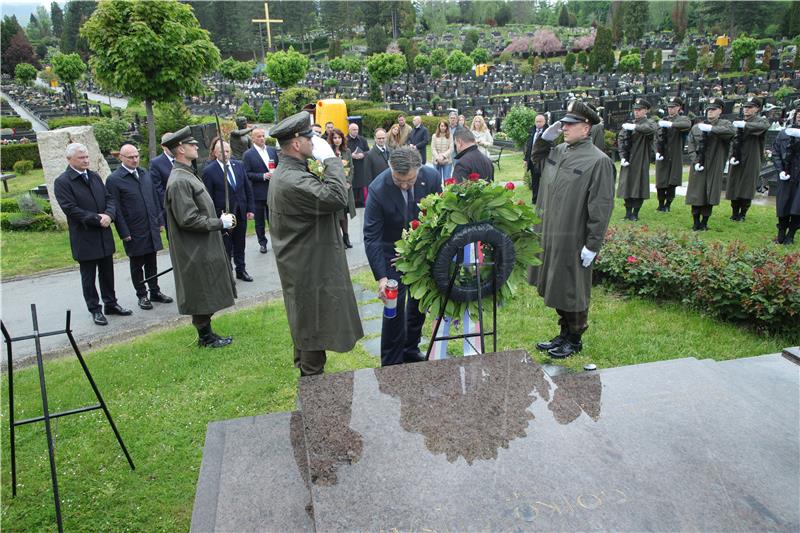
[
  {"left": 431, "top": 120, "right": 454, "bottom": 184},
  {"left": 386, "top": 123, "right": 404, "bottom": 150},
  {"left": 458, "top": 115, "right": 467, "bottom": 128},
  {"left": 328, "top": 128, "right": 356, "bottom": 248},
  {"left": 471, "top": 115, "right": 494, "bottom": 157}
]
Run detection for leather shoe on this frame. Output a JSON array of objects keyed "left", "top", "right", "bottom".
[
  {"left": 92, "top": 311, "right": 108, "bottom": 326},
  {"left": 104, "top": 303, "right": 133, "bottom": 316},
  {"left": 536, "top": 336, "right": 564, "bottom": 351},
  {"left": 149, "top": 291, "right": 173, "bottom": 303},
  {"left": 236, "top": 270, "right": 254, "bottom": 282},
  {"left": 403, "top": 350, "right": 427, "bottom": 363},
  {"left": 547, "top": 340, "right": 583, "bottom": 359},
  {"left": 198, "top": 332, "right": 233, "bottom": 348},
  {"left": 260, "top": 244, "right": 268, "bottom": 253},
  {"left": 138, "top": 297, "right": 153, "bottom": 310}
]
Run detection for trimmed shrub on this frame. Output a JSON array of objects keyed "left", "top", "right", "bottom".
[
  {"left": 257, "top": 101, "right": 275, "bottom": 123},
  {"left": 0, "top": 143, "right": 41, "bottom": 170},
  {"left": 344, "top": 99, "right": 376, "bottom": 115},
  {"left": 12, "top": 160, "right": 33, "bottom": 175},
  {"left": 237, "top": 102, "right": 256, "bottom": 122},
  {"left": 1, "top": 197, "right": 19, "bottom": 212},
  {"left": 48, "top": 116, "right": 100, "bottom": 129},
  {"left": 277, "top": 87, "right": 319, "bottom": 120},
  {"left": 501, "top": 105, "right": 538, "bottom": 149},
  {"left": 92, "top": 118, "right": 128, "bottom": 154},
  {"left": 360, "top": 108, "right": 403, "bottom": 133},
  {"left": 595, "top": 226, "right": 800, "bottom": 335},
  {"left": 1, "top": 212, "right": 57, "bottom": 231},
  {"left": 0, "top": 116, "right": 32, "bottom": 130}
]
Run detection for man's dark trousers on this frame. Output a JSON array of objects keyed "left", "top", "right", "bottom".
[
  {"left": 130, "top": 252, "right": 160, "bottom": 298},
  {"left": 254, "top": 199, "right": 269, "bottom": 247},
  {"left": 223, "top": 214, "right": 247, "bottom": 272},
  {"left": 80, "top": 255, "right": 117, "bottom": 312},
  {"left": 381, "top": 267, "right": 426, "bottom": 366}
]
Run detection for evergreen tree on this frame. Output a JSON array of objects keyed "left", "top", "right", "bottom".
[
  {"left": 671, "top": 1, "right": 688, "bottom": 41},
  {"left": 257, "top": 101, "right": 275, "bottom": 123},
  {"left": 462, "top": 29, "right": 479, "bottom": 55},
  {"left": 623, "top": 1, "right": 648, "bottom": 44},
  {"left": 643, "top": 49, "right": 654, "bottom": 74},
  {"left": 589, "top": 25, "right": 614, "bottom": 72},
  {"left": 713, "top": 46, "right": 725, "bottom": 70},
  {"left": 686, "top": 45, "right": 698, "bottom": 71},
  {"left": 564, "top": 51, "right": 576, "bottom": 72},
  {"left": 785, "top": 0, "right": 800, "bottom": 38},
  {"left": 366, "top": 24, "right": 389, "bottom": 55},
  {"left": 61, "top": 1, "right": 95, "bottom": 57},
  {"left": 1, "top": 16, "right": 23, "bottom": 59},
  {"left": 558, "top": 4, "right": 570, "bottom": 27},
  {"left": 51, "top": 2, "right": 63, "bottom": 38},
  {"left": 610, "top": 1, "right": 624, "bottom": 45}
]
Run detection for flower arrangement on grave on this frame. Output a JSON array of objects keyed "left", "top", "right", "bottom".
[{"left": 394, "top": 174, "right": 541, "bottom": 319}]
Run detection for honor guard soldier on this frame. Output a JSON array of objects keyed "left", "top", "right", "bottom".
[
  {"left": 654, "top": 97, "right": 692, "bottom": 212},
  {"left": 617, "top": 98, "right": 658, "bottom": 221},
  {"left": 726, "top": 96, "right": 769, "bottom": 221},
  {"left": 771, "top": 101, "right": 800, "bottom": 245}
]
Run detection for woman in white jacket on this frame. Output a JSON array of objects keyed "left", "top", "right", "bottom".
[
  {"left": 431, "top": 120, "right": 454, "bottom": 184},
  {"left": 471, "top": 115, "right": 494, "bottom": 157}
]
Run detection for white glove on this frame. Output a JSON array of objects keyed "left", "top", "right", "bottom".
[
  {"left": 580, "top": 246, "right": 597, "bottom": 268},
  {"left": 729, "top": 157, "right": 740, "bottom": 166},
  {"left": 785, "top": 127, "right": 800, "bottom": 138},
  {"left": 220, "top": 213, "right": 235, "bottom": 229},
  {"left": 658, "top": 120, "right": 672, "bottom": 128},
  {"left": 732, "top": 120, "right": 746, "bottom": 129},
  {"left": 698, "top": 123, "right": 713, "bottom": 132},
  {"left": 655, "top": 152, "right": 664, "bottom": 161},
  {"left": 311, "top": 135, "right": 336, "bottom": 161},
  {"left": 620, "top": 158, "right": 630, "bottom": 167},
  {"left": 694, "top": 163, "right": 705, "bottom": 172},
  {"left": 780, "top": 171, "right": 791, "bottom": 181},
  {"left": 621, "top": 123, "right": 636, "bottom": 131},
  {"left": 541, "top": 122, "right": 562, "bottom": 141}
]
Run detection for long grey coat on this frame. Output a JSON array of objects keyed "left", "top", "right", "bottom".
[
  {"left": 268, "top": 155, "right": 364, "bottom": 352},
  {"left": 725, "top": 115, "right": 769, "bottom": 200},
  {"left": 617, "top": 117, "right": 657, "bottom": 199},
  {"left": 654, "top": 115, "right": 692, "bottom": 188},
  {"left": 535, "top": 137, "right": 615, "bottom": 312},
  {"left": 164, "top": 162, "right": 236, "bottom": 316},
  {"left": 685, "top": 119, "right": 735, "bottom": 206}
]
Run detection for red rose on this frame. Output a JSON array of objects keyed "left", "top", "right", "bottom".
[
  {"left": 444, "top": 178, "right": 456, "bottom": 186},
  {"left": 411, "top": 219, "right": 420, "bottom": 230},
  {"left": 626, "top": 255, "right": 637, "bottom": 263},
  {"left": 468, "top": 172, "right": 480, "bottom": 182},
  {"left": 505, "top": 182, "right": 515, "bottom": 190}
]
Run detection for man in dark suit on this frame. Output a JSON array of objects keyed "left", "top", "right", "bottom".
[
  {"left": 202, "top": 139, "right": 255, "bottom": 281},
  {"left": 347, "top": 122, "right": 370, "bottom": 206},
  {"left": 408, "top": 115, "right": 430, "bottom": 164},
  {"left": 106, "top": 143, "right": 173, "bottom": 310},
  {"left": 363, "top": 127, "right": 391, "bottom": 187},
  {"left": 363, "top": 146, "right": 442, "bottom": 366},
  {"left": 524, "top": 113, "right": 547, "bottom": 204},
  {"left": 54, "top": 143, "right": 132, "bottom": 325},
  {"left": 242, "top": 128, "right": 279, "bottom": 254},
  {"left": 452, "top": 128, "right": 494, "bottom": 182},
  {"left": 148, "top": 132, "right": 174, "bottom": 207}
]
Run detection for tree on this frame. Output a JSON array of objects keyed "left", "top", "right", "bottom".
[
  {"left": 4, "top": 31, "right": 40, "bottom": 75},
  {"left": 277, "top": 87, "right": 318, "bottom": 120},
  {"left": 623, "top": 1, "right": 648, "bottom": 44},
  {"left": 15, "top": 62, "right": 37, "bottom": 84},
  {"left": 329, "top": 56, "right": 347, "bottom": 71},
  {"left": 685, "top": 45, "right": 698, "bottom": 71},
  {"left": 531, "top": 29, "right": 561, "bottom": 56},
  {"left": 366, "top": 52, "right": 406, "bottom": 99},
  {"left": 237, "top": 102, "right": 256, "bottom": 122},
  {"left": 61, "top": 1, "right": 95, "bottom": 58},
  {"left": 558, "top": 4, "right": 570, "bottom": 27},
  {"left": 430, "top": 47, "right": 448, "bottom": 67},
  {"left": 398, "top": 37, "right": 418, "bottom": 73},
  {"left": 655, "top": 48, "right": 663, "bottom": 71},
  {"left": 414, "top": 53, "right": 432, "bottom": 73},
  {"left": 564, "top": 52, "right": 576, "bottom": 72},
  {"left": 51, "top": 2, "right": 64, "bottom": 38},
  {"left": 589, "top": 25, "right": 614, "bottom": 72},
  {"left": 81, "top": 0, "right": 220, "bottom": 160},
  {"left": 713, "top": 46, "right": 725, "bottom": 70},
  {"left": 578, "top": 50, "right": 589, "bottom": 68},
  {"left": 502, "top": 105, "right": 538, "bottom": 148},
  {"left": 643, "top": 48, "right": 655, "bottom": 74},
  {"left": 366, "top": 24, "right": 389, "bottom": 55},
  {"left": 51, "top": 52, "right": 85, "bottom": 105},
  {"left": 572, "top": 31, "right": 595, "bottom": 51},
  {"left": 264, "top": 47, "right": 310, "bottom": 89},
  {"left": 495, "top": 3, "right": 512, "bottom": 26},
  {"left": 328, "top": 39, "right": 343, "bottom": 59},
  {"left": 610, "top": 1, "right": 624, "bottom": 45},
  {"left": 786, "top": 0, "right": 800, "bottom": 39},
  {"left": 219, "top": 57, "right": 254, "bottom": 82},
  {"left": 257, "top": 101, "right": 275, "bottom": 123},
  {"left": 445, "top": 49, "right": 472, "bottom": 76},
  {"left": 618, "top": 52, "right": 641, "bottom": 73},
  {"left": 462, "top": 29, "right": 479, "bottom": 55},
  {"left": 420, "top": 0, "right": 447, "bottom": 34},
  {"left": 731, "top": 35, "right": 758, "bottom": 70},
  {"left": 671, "top": 0, "right": 689, "bottom": 41},
  {"left": 470, "top": 47, "right": 490, "bottom": 65}
]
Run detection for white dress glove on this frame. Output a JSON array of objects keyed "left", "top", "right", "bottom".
[
  {"left": 541, "top": 122, "right": 562, "bottom": 141},
  {"left": 698, "top": 123, "right": 713, "bottom": 133},
  {"left": 785, "top": 128, "right": 800, "bottom": 138},
  {"left": 621, "top": 123, "right": 636, "bottom": 131},
  {"left": 311, "top": 135, "right": 336, "bottom": 161},
  {"left": 780, "top": 171, "right": 791, "bottom": 181},
  {"left": 732, "top": 120, "right": 746, "bottom": 129},
  {"left": 658, "top": 120, "right": 672, "bottom": 128},
  {"left": 580, "top": 246, "right": 597, "bottom": 268},
  {"left": 655, "top": 152, "right": 664, "bottom": 161},
  {"left": 620, "top": 158, "right": 630, "bottom": 167},
  {"left": 729, "top": 157, "right": 740, "bottom": 166},
  {"left": 220, "top": 213, "right": 235, "bottom": 229},
  {"left": 694, "top": 163, "right": 705, "bottom": 172}
]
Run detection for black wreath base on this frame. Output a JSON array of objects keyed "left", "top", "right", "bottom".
[{"left": 431, "top": 222, "right": 516, "bottom": 303}]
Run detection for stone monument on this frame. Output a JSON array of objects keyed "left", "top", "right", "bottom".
[{"left": 36, "top": 126, "right": 111, "bottom": 225}]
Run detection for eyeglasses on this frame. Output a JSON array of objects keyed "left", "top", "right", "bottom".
[{"left": 120, "top": 154, "right": 139, "bottom": 159}]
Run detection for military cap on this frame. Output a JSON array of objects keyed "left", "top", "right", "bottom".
[
  {"left": 793, "top": 98, "right": 800, "bottom": 111},
  {"left": 706, "top": 97, "right": 724, "bottom": 110},
  {"left": 742, "top": 96, "right": 762, "bottom": 108},
  {"left": 561, "top": 99, "right": 601, "bottom": 125},
  {"left": 632, "top": 98, "right": 651, "bottom": 110},
  {"left": 666, "top": 96, "right": 683, "bottom": 107},
  {"left": 161, "top": 126, "right": 199, "bottom": 150},
  {"left": 269, "top": 111, "right": 314, "bottom": 143}
]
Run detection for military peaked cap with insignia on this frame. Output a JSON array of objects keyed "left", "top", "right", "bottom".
[
  {"left": 666, "top": 96, "right": 683, "bottom": 107},
  {"left": 161, "top": 126, "right": 199, "bottom": 150},
  {"left": 270, "top": 111, "right": 314, "bottom": 143},
  {"left": 742, "top": 96, "right": 762, "bottom": 108},
  {"left": 561, "top": 99, "right": 601, "bottom": 125},
  {"left": 632, "top": 98, "right": 651, "bottom": 110},
  {"left": 706, "top": 97, "right": 724, "bottom": 110}
]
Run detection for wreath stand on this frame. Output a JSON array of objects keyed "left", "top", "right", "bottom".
[
  {"left": 2, "top": 305, "right": 135, "bottom": 533},
  {"left": 425, "top": 223, "right": 516, "bottom": 360}
]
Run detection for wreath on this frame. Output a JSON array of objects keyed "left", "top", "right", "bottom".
[{"left": 394, "top": 174, "right": 542, "bottom": 320}]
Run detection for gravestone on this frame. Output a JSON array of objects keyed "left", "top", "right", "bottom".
[{"left": 37, "top": 126, "right": 111, "bottom": 225}]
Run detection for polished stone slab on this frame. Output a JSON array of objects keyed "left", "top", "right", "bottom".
[
  {"left": 190, "top": 412, "right": 314, "bottom": 533},
  {"left": 298, "top": 351, "right": 800, "bottom": 532}
]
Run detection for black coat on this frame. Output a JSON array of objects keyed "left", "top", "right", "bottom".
[
  {"left": 53, "top": 166, "right": 117, "bottom": 262},
  {"left": 408, "top": 125, "right": 430, "bottom": 164},
  {"left": 148, "top": 152, "right": 173, "bottom": 207},
  {"left": 202, "top": 159, "right": 255, "bottom": 218},
  {"left": 242, "top": 145, "right": 279, "bottom": 202},
  {"left": 363, "top": 145, "right": 391, "bottom": 183},
  {"left": 347, "top": 134, "right": 370, "bottom": 188},
  {"left": 524, "top": 127, "right": 545, "bottom": 176},
  {"left": 453, "top": 144, "right": 495, "bottom": 182},
  {"left": 106, "top": 165, "right": 164, "bottom": 257}
]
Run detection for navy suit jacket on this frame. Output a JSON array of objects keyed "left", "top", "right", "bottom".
[
  {"left": 242, "top": 145, "right": 279, "bottom": 202},
  {"left": 201, "top": 159, "right": 255, "bottom": 217},
  {"left": 148, "top": 152, "right": 173, "bottom": 206},
  {"left": 364, "top": 165, "right": 442, "bottom": 281}
]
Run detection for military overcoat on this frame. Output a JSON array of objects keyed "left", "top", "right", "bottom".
[
  {"left": 685, "top": 119, "right": 735, "bottom": 206},
  {"left": 164, "top": 162, "right": 236, "bottom": 316},
  {"left": 771, "top": 129, "right": 800, "bottom": 217},
  {"left": 268, "top": 155, "right": 364, "bottom": 352},
  {"left": 617, "top": 117, "right": 657, "bottom": 199},
  {"left": 654, "top": 115, "right": 692, "bottom": 188},
  {"left": 725, "top": 115, "right": 769, "bottom": 200}
]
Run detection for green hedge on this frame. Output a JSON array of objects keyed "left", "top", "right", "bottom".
[
  {"left": 0, "top": 143, "right": 41, "bottom": 170},
  {"left": 595, "top": 226, "right": 800, "bottom": 335},
  {"left": 359, "top": 108, "right": 445, "bottom": 136},
  {"left": 0, "top": 116, "right": 32, "bottom": 130},
  {"left": 277, "top": 87, "right": 319, "bottom": 120},
  {"left": 343, "top": 99, "right": 376, "bottom": 115},
  {"left": 1, "top": 197, "right": 19, "bottom": 212},
  {"left": 48, "top": 116, "right": 100, "bottom": 129},
  {"left": 0, "top": 212, "right": 57, "bottom": 231}
]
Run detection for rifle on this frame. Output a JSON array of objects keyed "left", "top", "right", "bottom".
[{"left": 214, "top": 113, "right": 236, "bottom": 230}]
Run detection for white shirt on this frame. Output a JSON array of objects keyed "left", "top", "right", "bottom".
[
  {"left": 121, "top": 164, "right": 138, "bottom": 177},
  {"left": 217, "top": 160, "right": 235, "bottom": 186},
  {"left": 254, "top": 144, "right": 272, "bottom": 169}
]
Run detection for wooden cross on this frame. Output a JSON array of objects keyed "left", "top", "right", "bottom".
[{"left": 252, "top": 2, "right": 282, "bottom": 50}]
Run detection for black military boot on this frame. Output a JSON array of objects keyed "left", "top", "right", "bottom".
[
  {"left": 547, "top": 334, "right": 583, "bottom": 359},
  {"left": 730, "top": 202, "right": 740, "bottom": 221},
  {"left": 775, "top": 224, "right": 787, "bottom": 244},
  {"left": 198, "top": 326, "right": 233, "bottom": 348},
  {"left": 739, "top": 204, "right": 750, "bottom": 222},
  {"left": 785, "top": 226, "right": 798, "bottom": 245},
  {"left": 692, "top": 213, "right": 701, "bottom": 231},
  {"left": 536, "top": 324, "right": 568, "bottom": 351},
  {"left": 700, "top": 215, "right": 710, "bottom": 231},
  {"left": 631, "top": 207, "right": 640, "bottom": 221},
  {"left": 623, "top": 205, "right": 632, "bottom": 220}
]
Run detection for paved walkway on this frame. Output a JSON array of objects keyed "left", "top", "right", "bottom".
[
  {"left": 1, "top": 210, "right": 371, "bottom": 367},
  {"left": 0, "top": 91, "right": 49, "bottom": 131}
]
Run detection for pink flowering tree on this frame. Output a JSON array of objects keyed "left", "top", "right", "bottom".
[
  {"left": 503, "top": 37, "right": 533, "bottom": 56},
  {"left": 572, "top": 31, "right": 596, "bottom": 51},
  {"left": 531, "top": 30, "right": 562, "bottom": 56}
]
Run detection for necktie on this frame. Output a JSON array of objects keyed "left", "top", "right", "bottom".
[
  {"left": 130, "top": 169, "right": 138, "bottom": 180},
  {"left": 405, "top": 189, "right": 414, "bottom": 222},
  {"left": 81, "top": 172, "right": 89, "bottom": 185},
  {"left": 226, "top": 164, "right": 236, "bottom": 189}
]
